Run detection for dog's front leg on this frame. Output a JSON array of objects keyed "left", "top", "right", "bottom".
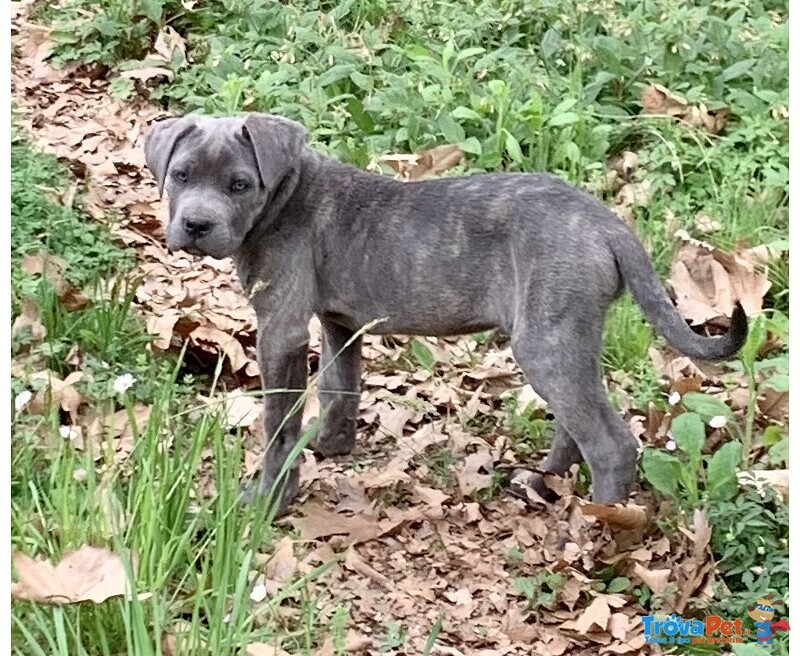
[{"left": 248, "top": 322, "right": 310, "bottom": 515}]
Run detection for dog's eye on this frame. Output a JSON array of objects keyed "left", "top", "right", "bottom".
[
  {"left": 231, "top": 179, "right": 249, "bottom": 192},
  {"left": 172, "top": 170, "right": 188, "bottom": 183}
]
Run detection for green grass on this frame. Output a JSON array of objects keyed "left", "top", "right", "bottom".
[
  {"left": 13, "top": 0, "right": 790, "bottom": 652},
  {"left": 11, "top": 135, "right": 333, "bottom": 655}
]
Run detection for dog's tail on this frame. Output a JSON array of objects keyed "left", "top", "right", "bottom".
[{"left": 609, "top": 227, "right": 747, "bottom": 360}]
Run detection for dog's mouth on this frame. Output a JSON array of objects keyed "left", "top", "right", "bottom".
[{"left": 182, "top": 244, "right": 206, "bottom": 257}]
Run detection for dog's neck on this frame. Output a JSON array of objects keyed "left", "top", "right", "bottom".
[{"left": 232, "top": 148, "right": 396, "bottom": 297}]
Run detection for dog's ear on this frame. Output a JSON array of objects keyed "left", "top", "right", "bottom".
[
  {"left": 242, "top": 114, "right": 308, "bottom": 189},
  {"left": 144, "top": 116, "right": 197, "bottom": 197}
]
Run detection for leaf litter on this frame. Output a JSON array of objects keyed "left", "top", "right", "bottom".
[
  {"left": 11, "top": 546, "right": 138, "bottom": 604},
  {"left": 10, "top": 8, "right": 788, "bottom": 654}
]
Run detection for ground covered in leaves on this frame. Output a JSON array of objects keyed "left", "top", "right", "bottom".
[{"left": 10, "top": 1, "right": 789, "bottom": 655}]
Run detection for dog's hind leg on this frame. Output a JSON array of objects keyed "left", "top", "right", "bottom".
[
  {"left": 511, "top": 313, "right": 639, "bottom": 504},
  {"left": 310, "top": 320, "right": 362, "bottom": 457}
]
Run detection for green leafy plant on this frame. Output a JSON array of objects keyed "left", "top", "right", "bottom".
[
  {"left": 514, "top": 571, "right": 566, "bottom": 612},
  {"left": 641, "top": 407, "right": 741, "bottom": 509}
]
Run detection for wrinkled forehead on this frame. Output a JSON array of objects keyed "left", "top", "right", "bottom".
[{"left": 173, "top": 118, "right": 258, "bottom": 171}]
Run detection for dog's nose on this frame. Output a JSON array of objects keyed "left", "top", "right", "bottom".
[{"left": 184, "top": 218, "right": 213, "bottom": 238}]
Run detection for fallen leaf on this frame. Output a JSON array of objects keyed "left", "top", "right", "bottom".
[
  {"left": 220, "top": 389, "right": 262, "bottom": 429},
  {"left": 189, "top": 325, "right": 250, "bottom": 372},
  {"left": 19, "top": 250, "right": 88, "bottom": 310},
  {"left": 456, "top": 450, "right": 494, "bottom": 496},
  {"left": 267, "top": 536, "right": 297, "bottom": 583},
  {"left": 11, "top": 546, "right": 135, "bottom": 603},
  {"left": 569, "top": 595, "right": 611, "bottom": 634},
  {"left": 668, "top": 231, "right": 773, "bottom": 324},
  {"left": 641, "top": 84, "right": 730, "bottom": 134},
  {"left": 120, "top": 66, "right": 175, "bottom": 82},
  {"left": 287, "top": 504, "right": 397, "bottom": 545},
  {"left": 27, "top": 370, "right": 83, "bottom": 422},
  {"left": 153, "top": 25, "right": 186, "bottom": 62},
  {"left": 146, "top": 311, "right": 180, "bottom": 350},
  {"left": 382, "top": 144, "right": 464, "bottom": 180},
  {"left": 344, "top": 547, "right": 393, "bottom": 590},
  {"left": 84, "top": 405, "right": 152, "bottom": 459},
  {"left": 631, "top": 563, "right": 671, "bottom": 595},
  {"left": 580, "top": 503, "right": 648, "bottom": 530},
  {"left": 737, "top": 469, "right": 789, "bottom": 502},
  {"left": 11, "top": 299, "right": 46, "bottom": 341},
  {"left": 413, "top": 484, "right": 450, "bottom": 509},
  {"left": 314, "top": 637, "right": 335, "bottom": 656},
  {"left": 246, "top": 645, "right": 290, "bottom": 656}
]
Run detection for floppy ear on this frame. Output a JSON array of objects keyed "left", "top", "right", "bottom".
[
  {"left": 242, "top": 114, "right": 308, "bottom": 189},
  {"left": 144, "top": 116, "right": 197, "bottom": 197}
]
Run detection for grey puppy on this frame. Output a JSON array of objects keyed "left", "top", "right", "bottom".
[{"left": 144, "top": 113, "right": 746, "bottom": 513}]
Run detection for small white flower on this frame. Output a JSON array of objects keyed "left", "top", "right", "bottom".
[
  {"left": 665, "top": 440, "right": 677, "bottom": 451},
  {"left": 709, "top": 415, "right": 727, "bottom": 429},
  {"left": 757, "top": 546, "right": 765, "bottom": 555},
  {"left": 222, "top": 613, "right": 231, "bottom": 624},
  {"left": 250, "top": 583, "right": 267, "bottom": 603},
  {"left": 668, "top": 391, "right": 681, "bottom": 406},
  {"left": 644, "top": 56, "right": 653, "bottom": 66},
  {"left": 59, "top": 425, "right": 79, "bottom": 440},
  {"left": 113, "top": 373, "right": 137, "bottom": 394},
  {"left": 14, "top": 390, "right": 33, "bottom": 412}
]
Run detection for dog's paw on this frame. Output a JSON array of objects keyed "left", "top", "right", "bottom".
[
  {"left": 238, "top": 466, "right": 300, "bottom": 518},
  {"left": 308, "top": 419, "right": 356, "bottom": 458},
  {"left": 507, "top": 468, "right": 561, "bottom": 505}
]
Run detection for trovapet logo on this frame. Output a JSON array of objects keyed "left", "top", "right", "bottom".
[
  {"left": 642, "top": 596, "right": 790, "bottom": 648},
  {"left": 642, "top": 614, "right": 748, "bottom": 646}
]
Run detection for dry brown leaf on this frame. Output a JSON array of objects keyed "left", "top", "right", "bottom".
[
  {"left": 246, "top": 645, "right": 291, "bottom": 656},
  {"left": 738, "top": 469, "right": 789, "bottom": 502},
  {"left": 631, "top": 563, "right": 671, "bottom": 595},
  {"left": 456, "top": 450, "right": 494, "bottom": 496},
  {"left": 20, "top": 250, "right": 66, "bottom": 278},
  {"left": 343, "top": 629, "right": 372, "bottom": 652},
  {"left": 288, "top": 504, "right": 392, "bottom": 545},
  {"left": 602, "top": 634, "right": 646, "bottom": 654},
  {"left": 580, "top": 503, "right": 648, "bottom": 530},
  {"left": 189, "top": 325, "right": 249, "bottom": 372},
  {"left": 361, "top": 457, "right": 412, "bottom": 489},
  {"left": 84, "top": 405, "right": 152, "bottom": 459},
  {"left": 607, "top": 613, "right": 630, "bottom": 641},
  {"left": 758, "top": 388, "right": 788, "bottom": 423},
  {"left": 376, "top": 405, "right": 416, "bottom": 438},
  {"left": 220, "top": 389, "right": 262, "bottom": 429},
  {"left": 11, "top": 546, "right": 135, "bottom": 603},
  {"left": 267, "top": 536, "right": 297, "bottom": 583},
  {"left": 569, "top": 595, "right": 611, "bottom": 634},
  {"left": 668, "top": 231, "right": 773, "bottom": 324},
  {"left": 26, "top": 370, "right": 83, "bottom": 421},
  {"left": 146, "top": 311, "right": 180, "bottom": 350},
  {"left": 313, "top": 638, "right": 335, "bottom": 656},
  {"left": 153, "top": 25, "right": 186, "bottom": 62},
  {"left": 11, "top": 299, "right": 46, "bottom": 341},
  {"left": 691, "top": 508, "right": 712, "bottom": 561},
  {"left": 641, "top": 84, "right": 730, "bottom": 134},
  {"left": 344, "top": 547, "right": 393, "bottom": 590},
  {"left": 20, "top": 250, "right": 89, "bottom": 310},
  {"left": 120, "top": 66, "right": 175, "bottom": 83},
  {"left": 413, "top": 484, "right": 450, "bottom": 509},
  {"left": 382, "top": 144, "right": 464, "bottom": 180}
]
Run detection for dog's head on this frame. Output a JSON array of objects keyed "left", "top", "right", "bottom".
[{"left": 144, "top": 113, "right": 308, "bottom": 259}]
